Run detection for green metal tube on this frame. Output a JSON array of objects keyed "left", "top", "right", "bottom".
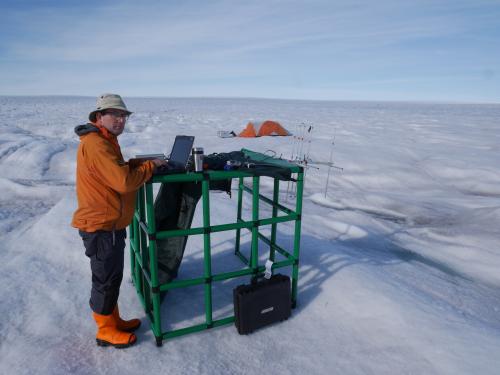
[
  {"left": 137, "top": 185, "right": 145, "bottom": 220},
  {"left": 291, "top": 171, "right": 304, "bottom": 307},
  {"left": 151, "top": 170, "right": 253, "bottom": 185},
  {"left": 130, "top": 204, "right": 140, "bottom": 290},
  {"left": 145, "top": 182, "right": 162, "bottom": 337},
  {"left": 202, "top": 179, "right": 213, "bottom": 326},
  {"left": 212, "top": 221, "right": 250, "bottom": 233},
  {"left": 154, "top": 173, "right": 203, "bottom": 183},
  {"left": 239, "top": 215, "right": 297, "bottom": 228},
  {"left": 211, "top": 316, "right": 235, "bottom": 327},
  {"left": 140, "top": 266, "right": 152, "bottom": 287},
  {"left": 269, "top": 259, "right": 294, "bottom": 269},
  {"left": 156, "top": 227, "right": 205, "bottom": 239},
  {"left": 270, "top": 178, "right": 279, "bottom": 261},
  {"left": 212, "top": 267, "right": 254, "bottom": 281},
  {"left": 158, "top": 266, "right": 257, "bottom": 291},
  {"left": 130, "top": 244, "right": 143, "bottom": 267},
  {"left": 234, "top": 177, "right": 243, "bottom": 256},
  {"left": 203, "top": 170, "right": 252, "bottom": 180},
  {"left": 138, "top": 220, "right": 150, "bottom": 236},
  {"left": 251, "top": 259, "right": 294, "bottom": 275},
  {"left": 138, "top": 186, "right": 151, "bottom": 313},
  {"left": 131, "top": 249, "right": 153, "bottom": 286},
  {"left": 129, "top": 220, "right": 135, "bottom": 282},
  {"left": 155, "top": 220, "right": 256, "bottom": 240},
  {"left": 251, "top": 176, "right": 260, "bottom": 271},
  {"left": 259, "top": 215, "right": 297, "bottom": 226}
]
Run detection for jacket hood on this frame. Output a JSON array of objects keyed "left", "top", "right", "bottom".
[{"left": 75, "top": 123, "right": 99, "bottom": 137}]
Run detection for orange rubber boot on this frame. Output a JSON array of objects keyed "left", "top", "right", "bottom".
[
  {"left": 93, "top": 312, "right": 137, "bottom": 348},
  {"left": 112, "top": 305, "right": 141, "bottom": 332}
]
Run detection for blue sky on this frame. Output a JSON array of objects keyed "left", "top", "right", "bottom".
[{"left": 0, "top": 0, "right": 499, "bottom": 102}]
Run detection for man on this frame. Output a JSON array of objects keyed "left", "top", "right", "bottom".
[{"left": 72, "top": 94, "right": 166, "bottom": 348}]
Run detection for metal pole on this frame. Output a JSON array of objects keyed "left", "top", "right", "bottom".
[
  {"left": 129, "top": 195, "right": 136, "bottom": 283},
  {"left": 234, "top": 177, "right": 244, "bottom": 260},
  {"left": 270, "top": 178, "right": 279, "bottom": 262},
  {"left": 202, "top": 179, "right": 213, "bottom": 327},
  {"left": 291, "top": 170, "right": 304, "bottom": 308},
  {"left": 251, "top": 176, "right": 260, "bottom": 273},
  {"left": 130, "top": 195, "right": 142, "bottom": 295},
  {"left": 138, "top": 186, "right": 150, "bottom": 313},
  {"left": 145, "top": 182, "right": 163, "bottom": 346}
]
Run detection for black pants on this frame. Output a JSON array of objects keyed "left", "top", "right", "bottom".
[{"left": 79, "top": 229, "right": 127, "bottom": 315}]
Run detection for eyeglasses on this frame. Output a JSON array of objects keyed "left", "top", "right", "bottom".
[{"left": 102, "top": 110, "right": 130, "bottom": 120}]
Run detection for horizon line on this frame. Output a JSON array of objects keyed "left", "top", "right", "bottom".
[{"left": 0, "top": 94, "right": 498, "bottom": 106}]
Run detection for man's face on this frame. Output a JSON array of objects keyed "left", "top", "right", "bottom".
[{"left": 96, "top": 109, "right": 129, "bottom": 136}]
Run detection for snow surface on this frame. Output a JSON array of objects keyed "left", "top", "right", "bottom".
[{"left": 1, "top": 96, "right": 500, "bottom": 374}]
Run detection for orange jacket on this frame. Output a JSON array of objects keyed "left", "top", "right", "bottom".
[{"left": 71, "top": 124, "right": 155, "bottom": 232}]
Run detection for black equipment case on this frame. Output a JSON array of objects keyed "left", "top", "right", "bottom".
[{"left": 233, "top": 274, "right": 292, "bottom": 334}]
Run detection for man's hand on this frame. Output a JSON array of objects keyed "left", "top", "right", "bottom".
[{"left": 151, "top": 158, "right": 168, "bottom": 171}]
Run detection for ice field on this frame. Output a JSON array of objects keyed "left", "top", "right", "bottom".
[{"left": 1, "top": 96, "right": 499, "bottom": 374}]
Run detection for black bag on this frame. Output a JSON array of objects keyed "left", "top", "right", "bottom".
[{"left": 233, "top": 274, "right": 291, "bottom": 334}]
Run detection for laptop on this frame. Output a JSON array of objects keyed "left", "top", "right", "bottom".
[{"left": 152, "top": 135, "right": 195, "bottom": 175}]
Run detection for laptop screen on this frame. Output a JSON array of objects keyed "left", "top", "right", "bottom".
[{"left": 168, "top": 135, "right": 194, "bottom": 168}]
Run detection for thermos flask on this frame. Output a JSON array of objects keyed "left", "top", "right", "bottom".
[{"left": 192, "top": 147, "right": 204, "bottom": 172}]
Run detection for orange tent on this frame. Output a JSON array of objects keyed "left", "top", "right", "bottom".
[{"left": 238, "top": 120, "right": 290, "bottom": 137}]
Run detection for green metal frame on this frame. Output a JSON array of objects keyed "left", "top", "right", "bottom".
[{"left": 129, "top": 149, "right": 304, "bottom": 346}]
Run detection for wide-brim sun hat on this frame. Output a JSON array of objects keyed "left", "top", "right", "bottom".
[{"left": 88, "top": 93, "right": 133, "bottom": 122}]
